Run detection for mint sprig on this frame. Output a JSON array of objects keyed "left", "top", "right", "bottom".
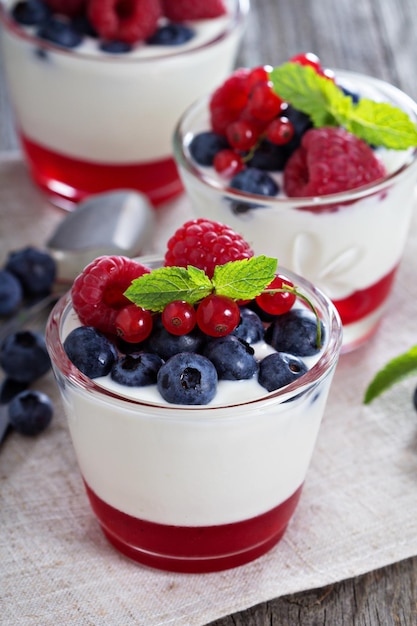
[
  {"left": 363, "top": 345, "right": 417, "bottom": 404},
  {"left": 269, "top": 62, "right": 417, "bottom": 149},
  {"left": 124, "top": 256, "right": 278, "bottom": 312}
]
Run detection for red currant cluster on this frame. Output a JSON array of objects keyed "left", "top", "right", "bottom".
[
  {"left": 209, "top": 52, "right": 333, "bottom": 178},
  {"left": 115, "top": 276, "right": 297, "bottom": 343}
]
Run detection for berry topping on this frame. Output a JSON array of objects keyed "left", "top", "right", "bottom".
[
  {"left": 111, "top": 352, "right": 163, "bottom": 386},
  {"left": 147, "top": 23, "right": 195, "bottom": 46},
  {"left": 0, "top": 330, "right": 51, "bottom": 383},
  {"left": 204, "top": 335, "right": 258, "bottom": 380},
  {"left": 164, "top": 218, "right": 254, "bottom": 278},
  {"left": 258, "top": 352, "right": 308, "bottom": 392},
  {"left": 115, "top": 304, "right": 153, "bottom": 343},
  {"left": 88, "top": 0, "right": 162, "bottom": 44},
  {"left": 0, "top": 270, "right": 23, "bottom": 316},
  {"left": 231, "top": 307, "right": 264, "bottom": 344},
  {"left": 265, "top": 309, "right": 324, "bottom": 357},
  {"left": 37, "top": 15, "right": 84, "bottom": 47},
  {"left": 43, "top": 0, "right": 86, "bottom": 17},
  {"left": 229, "top": 168, "right": 279, "bottom": 196},
  {"left": 161, "top": 300, "right": 197, "bottom": 336},
  {"left": 146, "top": 319, "right": 205, "bottom": 360},
  {"left": 283, "top": 127, "right": 386, "bottom": 197},
  {"left": 5, "top": 247, "right": 56, "bottom": 298},
  {"left": 189, "top": 132, "right": 230, "bottom": 166},
  {"left": 8, "top": 389, "right": 53, "bottom": 436},
  {"left": 63, "top": 326, "right": 118, "bottom": 378},
  {"left": 71, "top": 255, "right": 150, "bottom": 334},
  {"left": 12, "top": 0, "right": 51, "bottom": 25},
  {"left": 161, "top": 0, "right": 227, "bottom": 22},
  {"left": 255, "top": 275, "right": 296, "bottom": 315},
  {"left": 157, "top": 352, "right": 218, "bottom": 405},
  {"left": 196, "top": 294, "right": 240, "bottom": 337}
]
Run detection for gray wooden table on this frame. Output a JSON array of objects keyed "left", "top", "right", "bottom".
[{"left": 1, "top": 0, "right": 417, "bottom": 624}]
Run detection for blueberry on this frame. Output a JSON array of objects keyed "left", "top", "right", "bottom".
[
  {"left": 339, "top": 85, "right": 360, "bottom": 104},
  {"left": 232, "top": 307, "right": 264, "bottom": 344},
  {"left": 147, "top": 23, "right": 195, "bottom": 45},
  {"left": 5, "top": 247, "right": 56, "bottom": 298},
  {"left": 0, "top": 378, "right": 29, "bottom": 404},
  {"left": 147, "top": 319, "right": 205, "bottom": 360},
  {"left": 284, "top": 106, "right": 313, "bottom": 149},
  {"left": 189, "top": 132, "right": 230, "bottom": 166},
  {"left": 111, "top": 352, "right": 164, "bottom": 387},
  {"left": 8, "top": 390, "right": 53, "bottom": 436},
  {"left": 258, "top": 352, "right": 308, "bottom": 392},
  {"left": 229, "top": 168, "right": 279, "bottom": 197},
  {"left": 37, "top": 16, "right": 83, "bottom": 48},
  {"left": 63, "top": 326, "right": 117, "bottom": 378},
  {"left": 71, "top": 15, "right": 98, "bottom": 37},
  {"left": 0, "top": 330, "right": 51, "bottom": 383},
  {"left": 246, "top": 139, "right": 290, "bottom": 171},
  {"left": 157, "top": 352, "right": 217, "bottom": 405},
  {"left": 11, "top": 0, "right": 51, "bottom": 25},
  {"left": 265, "top": 309, "right": 324, "bottom": 357},
  {"left": 0, "top": 270, "right": 23, "bottom": 316},
  {"left": 100, "top": 40, "right": 132, "bottom": 54},
  {"left": 203, "top": 335, "right": 258, "bottom": 380}
]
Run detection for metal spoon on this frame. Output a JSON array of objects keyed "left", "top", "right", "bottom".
[{"left": 0, "top": 189, "right": 155, "bottom": 444}]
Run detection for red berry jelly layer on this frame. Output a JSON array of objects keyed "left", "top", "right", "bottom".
[
  {"left": 332, "top": 264, "right": 398, "bottom": 326},
  {"left": 19, "top": 133, "right": 184, "bottom": 208},
  {"left": 84, "top": 481, "right": 303, "bottom": 573}
]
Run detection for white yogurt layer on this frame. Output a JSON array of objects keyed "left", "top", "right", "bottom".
[
  {"left": 176, "top": 71, "right": 417, "bottom": 313},
  {"left": 57, "top": 302, "right": 336, "bottom": 527},
  {"left": 0, "top": 0, "right": 247, "bottom": 161}
]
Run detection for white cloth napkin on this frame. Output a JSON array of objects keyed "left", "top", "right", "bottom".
[{"left": 1, "top": 155, "right": 417, "bottom": 626}]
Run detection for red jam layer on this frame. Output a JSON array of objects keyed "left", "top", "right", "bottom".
[
  {"left": 84, "top": 481, "right": 303, "bottom": 573},
  {"left": 19, "top": 133, "right": 184, "bottom": 208},
  {"left": 332, "top": 264, "right": 398, "bottom": 325}
]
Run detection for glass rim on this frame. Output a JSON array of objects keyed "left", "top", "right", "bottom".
[
  {"left": 45, "top": 260, "right": 342, "bottom": 420},
  {"left": 0, "top": 0, "right": 249, "bottom": 63},
  {"left": 173, "top": 69, "right": 417, "bottom": 208}
]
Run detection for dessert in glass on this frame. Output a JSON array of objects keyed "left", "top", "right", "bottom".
[
  {"left": 0, "top": 0, "right": 249, "bottom": 209},
  {"left": 45, "top": 219, "right": 342, "bottom": 573},
  {"left": 173, "top": 54, "right": 417, "bottom": 351}
]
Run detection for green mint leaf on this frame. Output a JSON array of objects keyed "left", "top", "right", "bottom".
[
  {"left": 363, "top": 345, "right": 417, "bottom": 404},
  {"left": 269, "top": 62, "right": 417, "bottom": 149},
  {"left": 212, "top": 256, "right": 278, "bottom": 300},
  {"left": 124, "top": 265, "right": 213, "bottom": 312}
]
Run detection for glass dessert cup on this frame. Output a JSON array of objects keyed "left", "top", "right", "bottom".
[
  {"left": 0, "top": 0, "right": 249, "bottom": 210},
  {"left": 45, "top": 262, "right": 342, "bottom": 574},
  {"left": 173, "top": 70, "right": 417, "bottom": 352}
]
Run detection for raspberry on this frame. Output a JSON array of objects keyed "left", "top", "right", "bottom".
[
  {"left": 71, "top": 256, "right": 150, "bottom": 334},
  {"left": 88, "top": 0, "right": 162, "bottom": 44},
  {"left": 164, "top": 219, "right": 254, "bottom": 278},
  {"left": 44, "top": 0, "right": 86, "bottom": 16},
  {"left": 161, "top": 0, "right": 226, "bottom": 21},
  {"left": 283, "top": 127, "right": 386, "bottom": 198}
]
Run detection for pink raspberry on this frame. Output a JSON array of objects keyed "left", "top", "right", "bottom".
[
  {"left": 161, "top": 0, "right": 226, "bottom": 21},
  {"left": 284, "top": 127, "right": 386, "bottom": 197},
  {"left": 88, "top": 0, "right": 162, "bottom": 44},
  {"left": 71, "top": 256, "right": 150, "bottom": 335},
  {"left": 164, "top": 219, "right": 254, "bottom": 278}
]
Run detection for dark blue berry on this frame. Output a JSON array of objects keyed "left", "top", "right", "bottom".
[
  {"left": 284, "top": 105, "right": 313, "bottom": 149},
  {"left": 147, "top": 319, "right": 205, "bottom": 360},
  {"left": 0, "top": 270, "right": 23, "bottom": 316},
  {"left": 229, "top": 168, "right": 279, "bottom": 196},
  {"left": 157, "top": 352, "right": 217, "bottom": 405},
  {"left": 232, "top": 307, "right": 264, "bottom": 344},
  {"left": 246, "top": 139, "right": 290, "bottom": 172},
  {"left": 189, "top": 131, "right": 230, "bottom": 166},
  {"left": 5, "top": 247, "right": 56, "bottom": 298},
  {"left": 0, "top": 378, "right": 29, "bottom": 404},
  {"left": 265, "top": 309, "right": 324, "bottom": 357},
  {"left": 11, "top": 0, "right": 51, "bottom": 25},
  {"left": 111, "top": 352, "right": 163, "bottom": 387},
  {"left": 100, "top": 40, "right": 133, "bottom": 53},
  {"left": 339, "top": 85, "right": 360, "bottom": 104},
  {"left": 258, "top": 352, "right": 308, "bottom": 392},
  {"left": 147, "top": 23, "right": 195, "bottom": 45},
  {"left": 37, "top": 16, "right": 83, "bottom": 48},
  {"left": 204, "top": 335, "right": 258, "bottom": 380},
  {"left": 8, "top": 390, "right": 53, "bottom": 436},
  {"left": 63, "top": 326, "right": 117, "bottom": 378},
  {"left": 71, "top": 15, "right": 98, "bottom": 37},
  {"left": 0, "top": 330, "right": 51, "bottom": 383}
]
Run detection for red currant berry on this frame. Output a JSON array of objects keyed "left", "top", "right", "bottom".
[
  {"left": 247, "top": 83, "right": 284, "bottom": 121},
  {"left": 196, "top": 294, "right": 240, "bottom": 337},
  {"left": 115, "top": 304, "right": 153, "bottom": 343},
  {"left": 289, "top": 52, "right": 322, "bottom": 72},
  {"left": 161, "top": 300, "right": 197, "bottom": 336},
  {"left": 266, "top": 116, "right": 295, "bottom": 145},
  {"left": 226, "top": 120, "right": 259, "bottom": 151},
  {"left": 213, "top": 149, "right": 245, "bottom": 178},
  {"left": 255, "top": 275, "right": 296, "bottom": 315},
  {"left": 245, "top": 65, "right": 271, "bottom": 91}
]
